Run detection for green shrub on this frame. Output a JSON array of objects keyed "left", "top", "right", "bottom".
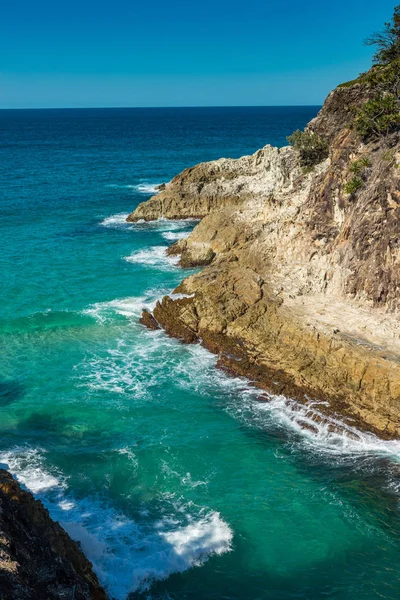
[
  {"left": 343, "top": 176, "right": 364, "bottom": 195},
  {"left": 338, "top": 76, "right": 365, "bottom": 88},
  {"left": 287, "top": 129, "right": 329, "bottom": 169},
  {"left": 342, "top": 9, "right": 400, "bottom": 142},
  {"left": 349, "top": 156, "right": 371, "bottom": 174},
  {"left": 363, "top": 58, "right": 400, "bottom": 91},
  {"left": 355, "top": 94, "right": 400, "bottom": 139},
  {"left": 354, "top": 60, "right": 400, "bottom": 141},
  {"left": 359, "top": 156, "right": 372, "bottom": 167}
]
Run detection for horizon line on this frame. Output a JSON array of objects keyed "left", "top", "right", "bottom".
[{"left": 0, "top": 104, "right": 323, "bottom": 111}]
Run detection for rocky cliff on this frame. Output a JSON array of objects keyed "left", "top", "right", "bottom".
[
  {"left": 0, "top": 469, "right": 107, "bottom": 600},
  {"left": 127, "top": 70, "right": 400, "bottom": 438}
]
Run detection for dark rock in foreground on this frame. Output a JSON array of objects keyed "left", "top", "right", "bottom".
[{"left": 0, "top": 469, "right": 107, "bottom": 600}]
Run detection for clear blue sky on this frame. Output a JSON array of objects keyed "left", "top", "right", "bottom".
[{"left": 0, "top": 0, "right": 396, "bottom": 108}]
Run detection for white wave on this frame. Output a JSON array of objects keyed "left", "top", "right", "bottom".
[
  {"left": 77, "top": 331, "right": 180, "bottom": 398},
  {"left": 76, "top": 322, "right": 215, "bottom": 402},
  {"left": 105, "top": 184, "right": 137, "bottom": 189},
  {"left": 161, "top": 461, "right": 209, "bottom": 489},
  {"left": 0, "top": 447, "right": 232, "bottom": 600},
  {"left": 100, "top": 213, "right": 131, "bottom": 228},
  {"left": 253, "top": 395, "right": 400, "bottom": 459},
  {"left": 83, "top": 289, "right": 166, "bottom": 324},
  {"left": 135, "top": 183, "right": 162, "bottom": 195},
  {"left": 115, "top": 447, "right": 139, "bottom": 469},
  {"left": 79, "top": 290, "right": 180, "bottom": 397},
  {"left": 217, "top": 377, "right": 400, "bottom": 464},
  {"left": 79, "top": 343, "right": 152, "bottom": 397},
  {"left": 83, "top": 297, "right": 148, "bottom": 324},
  {"left": 104, "top": 182, "right": 162, "bottom": 194},
  {"left": 135, "top": 217, "right": 200, "bottom": 230},
  {"left": 160, "top": 510, "right": 232, "bottom": 564},
  {"left": 124, "top": 246, "right": 179, "bottom": 269},
  {"left": 169, "top": 342, "right": 400, "bottom": 464},
  {"left": 161, "top": 231, "right": 189, "bottom": 241},
  {"left": 82, "top": 298, "right": 400, "bottom": 466},
  {"left": 99, "top": 214, "right": 196, "bottom": 232},
  {"left": 0, "top": 448, "right": 65, "bottom": 493}
]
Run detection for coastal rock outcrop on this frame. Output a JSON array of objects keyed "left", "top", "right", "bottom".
[
  {"left": 0, "top": 469, "right": 107, "bottom": 600},
  {"left": 126, "top": 145, "right": 300, "bottom": 222},
  {"left": 131, "top": 75, "right": 400, "bottom": 438}
]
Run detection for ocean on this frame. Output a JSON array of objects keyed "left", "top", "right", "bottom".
[{"left": 1, "top": 106, "right": 400, "bottom": 600}]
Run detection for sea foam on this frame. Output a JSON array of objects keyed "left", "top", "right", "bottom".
[
  {"left": 77, "top": 290, "right": 400, "bottom": 596},
  {"left": 124, "top": 246, "right": 179, "bottom": 269},
  {"left": 243, "top": 393, "right": 400, "bottom": 458},
  {"left": 134, "top": 183, "right": 162, "bottom": 195},
  {"left": 218, "top": 373, "right": 400, "bottom": 473},
  {"left": 77, "top": 327, "right": 184, "bottom": 399},
  {"left": 83, "top": 291, "right": 400, "bottom": 467},
  {"left": 100, "top": 213, "right": 131, "bottom": 228},
  {"left": 0, "top": 447, "right": 232, "bottom": 600},
  {"left": 100, "top": 213, "right": 198, "bottom": 234},
  {"left": 171, "top": 343, "right": 400, "bottom": 465},
  {"left": 83, "top": 292, "right": 163, "bottom": 324},
  {"left": 161, "top": 231, "right": 189, "bottom": 241},
  {"left": 105, "top": 183, "right": 162, "bottom": 194}
]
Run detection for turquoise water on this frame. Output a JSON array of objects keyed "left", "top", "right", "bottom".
[{"left": 2, "top": 107, "right": 400, "bottom": 600}]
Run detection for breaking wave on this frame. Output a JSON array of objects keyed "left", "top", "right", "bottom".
[
  {"left": 134, "top": 183, "right": 163, "bottom": 194},
  {"left": 0, "top": 447, "right": 232, "bottom": 600},
  {"left": 104, "top": 183, "right": 162, "bottom": 194},
  {"left": 105, "top": 184, "right": 138, "bottom": 189},
  {"left": 124, "top": 246, "right": 180, "bottom": 269},
  {"left": 161, "top": 231, "right": 189, "bottom": 241},
  {"left": 100, "top": 214, "right": 197, "bottom": 237},
  {"left": 100, "top": 213, "right": 131, "bottom": 228},
  {"left": 230, "top": 392, "right": 400, "bottom": 460},
  {"left": 82, "top": 290, "right": 165, "bottom": 324}
]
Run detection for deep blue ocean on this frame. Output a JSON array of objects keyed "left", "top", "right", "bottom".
[{"left": 2, "top": 106, "right": 400, "bottom": 600}]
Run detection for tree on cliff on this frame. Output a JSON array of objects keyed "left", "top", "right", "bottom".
[
  {"left": 355, "top": 61, "right": 400, "bottom": 139},
  {"left": 353, "top": 6, "right": 400, "bottom": 141},
  {"left": 365, "top": 5, "right": 400, "bottom": 64}
]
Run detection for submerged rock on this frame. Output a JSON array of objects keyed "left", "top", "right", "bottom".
[{"left": 0, "top": 469, "right": 107, "bottom": 600}]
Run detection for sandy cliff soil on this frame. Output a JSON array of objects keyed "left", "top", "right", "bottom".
[
  {"left": 128, "top": 78, "right": 400, "bottom": 438},
  {"left": 0, "top": 469, "right": 107, "bottom": 600}
]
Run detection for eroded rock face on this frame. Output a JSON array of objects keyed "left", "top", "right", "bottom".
[
  {"left": 128, "top": 78, "right": 400, "bottom": 438},
  {"left": 0, "top": 469, "right": 107, "bottom": 600},
  {"left": 153, "top": 266, "right": 400, "bottom": 438},
  {"left": 126, "top": 145, "right": 301, "bottom": 222},
  {"left": 139, "top": 308, "right": 160, "bottom": 330}
]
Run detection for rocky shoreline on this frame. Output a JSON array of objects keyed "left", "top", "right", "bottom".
[
  {"left": 129, "top": 76, "right": 400, "bottom": 439},
  {"left": 0, "top": 469, "right": 107, "bottom": 600}
]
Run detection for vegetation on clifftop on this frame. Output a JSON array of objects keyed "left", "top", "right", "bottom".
[
  {"left": 289, "top": 6, "right": 400, "bottom": 156},
  {"left": 355, "top": 6, "right": 400, "bottom": 141},
  {"left": 355, "top": 59, "right": 400, "bottom": 140},
  {"left": 365, "top": 4, "right": 400, "bottom": 64}
]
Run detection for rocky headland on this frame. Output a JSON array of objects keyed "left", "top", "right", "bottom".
[
  {"left": 129, "top": 64, "right": 400, "bottom": 438},
  {"left": 0, "top": 469, "right": 107, "bottom": 600}
]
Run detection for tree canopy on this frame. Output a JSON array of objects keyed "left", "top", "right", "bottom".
[{"left": 365, "top": 5, "right": 400, "bottom": 64}]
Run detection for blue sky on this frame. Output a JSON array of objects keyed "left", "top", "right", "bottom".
[{"left": 0, "top": 0, "right": 396, "bottom": 108}]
